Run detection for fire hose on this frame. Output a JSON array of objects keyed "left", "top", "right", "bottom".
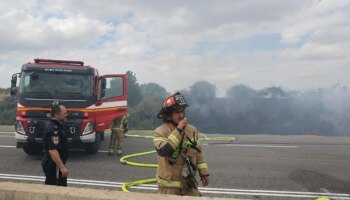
[{"left": 119, "top": 132, "right": 235, "bottom": 192}]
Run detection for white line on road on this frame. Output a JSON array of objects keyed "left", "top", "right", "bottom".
[
  {"left": 69, "top": 148, "right": 109, "bottom": 153},
  {"left": 0, "top": 145, "right": 16, "bottom": 148},
  {"left": 0, "top": 173, "right": 348, "bottom": 199},
  {"left": 0, "top": 145, "right": 110, "bottom": 153},
  {"left": 1, "top": 144, "right": 299, "bottom": 151},
  {"left": 0, "top": 135, "right": 14, "bottom": 138},
  {"left": 204, "top": 144, "right": 299, "bottom": 148}
]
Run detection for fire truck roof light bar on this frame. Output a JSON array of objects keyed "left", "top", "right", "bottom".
[{"left": 34, "top": 58, "right": 84, "bottom": 66}]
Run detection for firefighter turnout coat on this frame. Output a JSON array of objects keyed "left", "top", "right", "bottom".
[
  {"left": 153, "top": 122, "right": 209, "bottom": 190},
  {"left": 109, "top": 115, "right": 128, "bottom": 151}
]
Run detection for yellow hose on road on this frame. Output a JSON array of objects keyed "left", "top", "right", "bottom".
[
  {"left": 120, "top": 132, "right": 235, "bottom": 192},
  {"left": 124, "top": 134, "right": 154, "bottom": 139},
  {"left": 126, "top": 133, "right": 236, "bottom": 141},
  {"left": 120, "top": 150, "right": 158, "bottom": 167},
  {"left": 198, "top": 133, "right": 235, "bottom": 142},
  {"left": 119, "top": 149, "right": 158, "bottom": 192},
  {"left": 0, "top": 132, "right": 15, "bottom": 134},
  {"left": 121, "top": 178, "right": 157, "bottom": 192}
]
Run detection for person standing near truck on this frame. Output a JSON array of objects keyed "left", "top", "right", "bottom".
[
  {"left": 108, "top": 114, "right": 128, "bottom": 156},
  {"left": 42, "top": 104, "right": 69, "bottom": 186}
]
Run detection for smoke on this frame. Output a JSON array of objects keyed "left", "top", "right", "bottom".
[
  {"left": 182, "top": 81, "right": 350, "bottom": 136},
  {"left": 317, "top": 85, "right": 350, "bottom": 135}
]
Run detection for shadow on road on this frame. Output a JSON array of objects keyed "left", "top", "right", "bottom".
[{"left": 289, "top": 169, "right": 350, "bottom": 193}]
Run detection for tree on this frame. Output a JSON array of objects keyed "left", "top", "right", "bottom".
[
  {"left": 140, "top": 83, "right": 170, "bottom": 98},
  {"left": 257, "top": 86, "right": 295, "bottom": 99},
  {"left": 227, "top": 84, "right": 256, "bottom": 99},
  {"left": 129, "top": 96, "right": 163, "bottom": 130},
  {"left": 126, "top": 71, "right": 143, "bottom": 107},
  {"left": 0, "top": 96, "right": 16, "bottom": 125},
  {"left": 189, "top": 81, "right": 216, "bottom": 104}
]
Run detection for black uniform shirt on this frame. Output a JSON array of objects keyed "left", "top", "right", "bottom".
[{"left": 42, "top": 119, "right": 69, "bottom": 163}]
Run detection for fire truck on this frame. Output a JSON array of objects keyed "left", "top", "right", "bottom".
[{"left": 10, "top": 58, "right": 127, "bottom": 155}]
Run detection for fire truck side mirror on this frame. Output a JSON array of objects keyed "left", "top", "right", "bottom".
[
  {"left": 99, "top": 77, "right": 106, "bottom": 100},
  {"left": 10, "top": 88, "right": 17, "bottom": 96},
  {"left": 101, "top": 78, "right": 106, "bottom": 89},
  {"left": 10, "top": 73, "right": 19, "bottom": 96},
  {"left": 100, "top": 90, "right": 106, "bottom": 99}
]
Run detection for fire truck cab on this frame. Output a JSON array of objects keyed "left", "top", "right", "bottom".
[{"left": 10, "top": 58, "right": 127, "bottom": 155}]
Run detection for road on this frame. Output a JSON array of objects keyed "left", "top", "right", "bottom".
[{"left": 0, "top": 126, "right": 350, "bottom": 199}]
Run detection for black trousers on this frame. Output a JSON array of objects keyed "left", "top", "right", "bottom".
[{"left": 42, "top": 162, "right": 67, "bottom": 186}]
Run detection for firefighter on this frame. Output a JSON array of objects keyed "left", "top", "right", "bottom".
[
  {"left": 42, "top": 104, "right": 69, "bottom": 186},
  {"left": 108, "top": 114, "right": 128, "bottom": 156},
  {"left": 153, "top": 92, "right": 209, "bottom": 196}
]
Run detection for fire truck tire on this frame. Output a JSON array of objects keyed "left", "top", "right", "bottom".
[
  {"left": 100, "top": 131, "right": 105, "bottom": 141},
  {"left": 23, "top": 143, "right": 43, "bottom": 156},
  {"left": 84, "top": 132, "right": 101, "bottom": 154}
]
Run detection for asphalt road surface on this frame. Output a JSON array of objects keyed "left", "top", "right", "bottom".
[{"left": 0, "top": 126, "right": 350, "bottom": 199}]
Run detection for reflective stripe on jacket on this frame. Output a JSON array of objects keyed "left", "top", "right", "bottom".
[
  {"left": 111, "top": 115, "right": 127, "bottom": 133},
  {"left": 157, "top": 176, "right": 181, "bottom": 188}
]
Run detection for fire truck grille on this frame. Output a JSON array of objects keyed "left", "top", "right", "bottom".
[
  {"left": 63, "top": 121, "right": 82, "bottom": 139},
  {"left": 26, "top": 120, "right": 83, "bottom": 139},
  {"left": 27, "top": 120, "right": 46, "bottom": 138}
]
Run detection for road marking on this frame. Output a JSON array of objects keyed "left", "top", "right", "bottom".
[
  {"left": 0, "top": 145, "right": 16, "bottom": 148},
  {"left": 204, "top": 143, "right": 299, "bottom": 148},
  {"left": 320, "top": 188, "right": 330, "bottom": 193},
  {"left": 0, "top": 173, "right": 348, "bottom": 199},
  {"left": 0, "top": 135, "right": 14, "bottom": 138},
  {"left": 68, "top": 148, "right": 110, "bottom": 153},
  {"left": 1, "top": 144, "right": 299, "bottom": 151},
  {"left": 0, "top": 145, "right": 111, "bottom": 153}
]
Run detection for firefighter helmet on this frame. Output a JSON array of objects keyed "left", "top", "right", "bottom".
[{"left": 157, "top": 92, "right": 189, "bottom": 119}]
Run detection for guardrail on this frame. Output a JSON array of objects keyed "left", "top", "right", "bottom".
[{"left": 0, "top": 182, "right": 245, "bottom": 200}]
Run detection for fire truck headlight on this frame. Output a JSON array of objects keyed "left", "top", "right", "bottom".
[
  {"left": 16, "top": 121, "right": 26, "bottom": 135},
  {"left": 82, "top": 122, "right": 94, "bottom": 135}
]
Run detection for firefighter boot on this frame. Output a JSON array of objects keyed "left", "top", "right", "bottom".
[
  {"left": 108, "top": 149, "right": 114, "bottom": 156},
  {"left": 116, "top": 149, "right": 122, "bottom": 156}
]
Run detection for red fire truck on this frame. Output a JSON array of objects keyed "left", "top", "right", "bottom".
[{"left": 10, "top": 58, "right": 127, "bottom": 155}]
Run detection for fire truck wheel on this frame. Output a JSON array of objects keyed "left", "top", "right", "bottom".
[
  {"left": 100, "top": 131, "right": 104, "bottom": 141},
  {"left": 84, "top": 132, "right": 101, "bottom": 154},
  {"left": 23, "top": 143, "right": 43, "bottom": 156}
]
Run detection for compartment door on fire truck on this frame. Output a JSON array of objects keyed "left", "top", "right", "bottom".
[{"left": 95, "top": 74, "right": 127, "bottom": 131}]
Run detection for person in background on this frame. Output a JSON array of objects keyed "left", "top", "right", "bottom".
[
  {"left": 42, "top": 104, "right": 69, "bottom": 186},
  {"left": 108, "top": 114, "right": 128, "bottom": 156}
]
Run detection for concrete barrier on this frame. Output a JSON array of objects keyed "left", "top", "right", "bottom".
[{"left": 0, "top": 182, "right": 244, "bottom": 200}]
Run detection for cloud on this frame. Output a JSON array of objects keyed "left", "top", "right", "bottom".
[
  {"left": 281, "top": 0, "right": 350, "bottom": 44},
  {"left": 0, "top": 8, "right": 112, "bottom": 51},
  {"left": 0, "top": 0, "right": 349, "bottom": 97}
]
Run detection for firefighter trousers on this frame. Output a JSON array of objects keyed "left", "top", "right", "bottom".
[
  {"left": 42, "top": 163, "right": 67, "bottom": 186},
  {"left": 109, "top": 130, "right": 125, "bottom": 150}
]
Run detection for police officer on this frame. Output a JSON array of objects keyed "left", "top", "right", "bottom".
[
  {"left": 42, "top": 104, "right": 69, "bottom": 186},
  {"left": 153, "top": 92, "right": 209, "bottom": 196},
  {"left": 108, "top": 114, "right": 128, "bottom": 156}
]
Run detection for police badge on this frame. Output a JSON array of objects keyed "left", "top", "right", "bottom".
[{"left": 51, "top": 136, "right": 60, "bottom": 145}]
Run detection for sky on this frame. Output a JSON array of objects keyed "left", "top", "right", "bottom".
[{"left": 1, "top": 0, "right": 349, "bottom": 97}]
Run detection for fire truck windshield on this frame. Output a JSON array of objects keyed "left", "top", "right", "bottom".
[{"left": 19, "top": 71, "right": 94, "bottom": 100}]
